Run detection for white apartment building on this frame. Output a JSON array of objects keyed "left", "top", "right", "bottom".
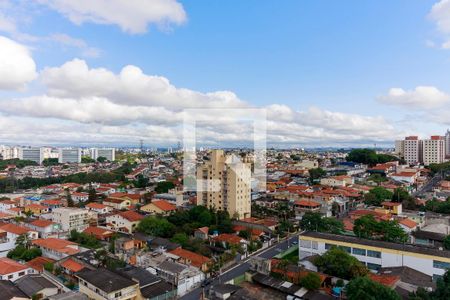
[
  {"left": 422, "top": 136, "right": 446, "bottom": 165},
  {"left": 90, "top": 148, "right": 115, "bottom": 161},
  {"left": 299, "top": 231, "right": 450, "bottom": 280},
  {"left": 58, "top": 148, "right": 81, "bottom": 163},
  {"left": 19, "top": 147, "right": 44, "bottom": 164},
  {"left": 196, "top": 150, "right": 251, "bottom": 219},
  {"left": 0, "top": 145, "right": 20, "bottom": 160},
  {"left": 52, "top": 207, "right": 90, "bottom": 232},
  {"left": 403, "top": 136, "right": 422, "bottom": 165}
]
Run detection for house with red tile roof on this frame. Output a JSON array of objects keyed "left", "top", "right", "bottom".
[
  {"left": 40, "top": 199, "right": 63, "bottom": 210},
  {"left": 368, "top": 273, "right": 400, "bottom": 287},
  {"left": 169, "top": 248, "right": 211, "bottom": 272},
  {"left": 106, "top": 211, "right": 144, "bottom": 233},
  {"left": 0, "top": 223, "right": 38, "bottom": 257},
  {"left": 24, "top": 203, "right": 49, "bottom": 216},
  {"left": 399, "top": 218, "right": 417, "bottom": 233},
  {"left": 60, "top": 258, "right": 85, "bottom": 274},
  {"left": 213, "top": 233, "right": 247, "bottom": 251},
  {"left": 0, "top": 258, "right": 33, "bottom": 281},
  {"left": 381, "top": 202, "right": 402, "bottom": 215},
  {"left": 194, "top": 227, "right": 209, "bottom": 240},
  {"left": 0, "top": 199, "right": 17, "bottom": 214},
  {"left": 25, "top": 256, "right": 55, "bottom": 273},
  {"left": 70, "top": 192, "right": 89, "bottom": 203},
  {"left": 103, "top": 197, "right": 131, "bottom": 210},
  {"left": 349, "top": 209, "right": 391, "bottom": 221},
  {"left": 294, "top": 199, "right": 321, "bottom": 212},
  {"left": 83, "top": 226, "right": 114, "bottom": 240},
  {"left": 85, "top": 202, "right": 113, "bottom": 214},
  {"left": 31, "top": 238, "right": 80, "bottom": 260},
  {"left": 25, "top": 219, "right": 61, "bottom": 238},
  {"left": 140, "top": 199, "right": 176, "bottom": 215}
]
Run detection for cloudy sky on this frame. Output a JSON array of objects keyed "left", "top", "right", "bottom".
[{"left": 0, "top": 0, "right": 449, "bottom": 148}]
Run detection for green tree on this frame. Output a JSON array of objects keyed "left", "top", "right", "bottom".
[
  {"left": 347, "top": 149, "right": 398, "bottom": 166},
  {"left": 15, "top": 233, "right": 29, "bottom": 247},
  {"left": 155, "top": 181, "right": 175, "bottom": 193},
  {"left": 346, "top": 276, "right": 400, "bottom": 300},
  {"left": 300, "top": 272, "right": 321, "bottom": 290},
  {"left": 314, "top": 247, "right": 368, "bottom": 280},
  {"left": 81, "top": 156, "right": 95, "bottom": 163},
  {"left": 133, "top": 174, "right": 149, "bottom": 188},
  {"left": 88, "top": 184, "right": 97, "bottom": 203},
  {"left": 364, "top": 187, "right": 394, "bottom": 206},
  {"left": 392, "top": 188, "right": 416, "bottom": 210},
  {"left": 430, "top": 269, "right": 450, "bottom": 299},
  {"left": 353, "top": 214, "right": 407, "bottom": 243},
  {"left": 444, "top": 236, "right": 450, "bottom": 250},
  {"left": 368, "top": 173, "right": 388, "bottom": 183},
  {"left": 171, "top": 232, "right": 189, "bottom": 247},
  {"left": 42, "top": 158, "right": 59, "bottom": 166},
  {"left": 7, "top": 246, "right": 42, "bottom": 261},
  {"left": 65, "top": 188, "right": 74, "bottom": 207},
  {"left": 300, "top": 212, "right": 344, "bottom": 234},
  {"left": 44, "top": 262, "right": 54, "bottom": 272},
  {"left": 137, "top": 216, "right": 175, "bottom": 238},
  {"left": 238, "top": 230, "right": 251, "bottom": 240},
  {"left": 309, "top": 168, "right": 326, "bottom": 184},
  {"left": 97, "top": 156, "right": 107, "bottom": 163}
]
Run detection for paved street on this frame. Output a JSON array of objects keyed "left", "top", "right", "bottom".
[
  {"left": 413, "top": 172, "right": 443, "bottom": 197},
  {"left": 180, "top": 234, "right": 300, "bottom": 300}
]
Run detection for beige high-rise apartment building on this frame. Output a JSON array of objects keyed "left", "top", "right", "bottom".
[
  {"left": 399, "top": 136, "right": 422, "bottom": 165},
  {"left": 422, "top": 136, "right": 445, "bottom": 166},
  {"left": 196, "top": 150, "right": 251, "bottom": 219}
]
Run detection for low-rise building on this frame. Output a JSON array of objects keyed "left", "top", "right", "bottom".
[
  {"left": 32, "top": 238, "right": 81, "bottom": 260},
  {"left": 140, "top": 199, "right": 176, "bottom": 215},
  {"left": 25, "top": 219, "right": 61, "bottom": 238},
  {"left": 149, "top": 260, "right": 204, "bottom": 296},
  {"left": 320, "top": 175, "right": 354, "bottom": 187},
  {"left": 0, "top": 258, "right": 34, "bottom": 281},
  {"left": 168, "top": 248, "right": 211, "bottom": 272},
  {"left": 76, "top": 268, "right": 139, "bottom": 300},
  {"left": 52, "top": 207, "right": 90, "bottom": 232},
  {"left": 0, "top": 224, "right": 38, "bottom": 257},
  {"left": 103, "top": 198, "right": 131, "bottom": 210},
  {"left": 299, "top": 231, "right": 450, "bottom": 279},
  {"left": 85, "top": 202, "right": 113, "bottom": 214},
  {"left": 106, "top": 211, "right": 144, "bottom": 233},
  {"left": 15, "top": 274, "right": 59, "bottom": 299},
  {"left": 83, "top": 226, "right": 114, "bottom": 241}
]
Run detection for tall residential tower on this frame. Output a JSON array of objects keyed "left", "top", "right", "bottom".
[{"left": 196, "top": 150, "right": 251, "bottom": 219}]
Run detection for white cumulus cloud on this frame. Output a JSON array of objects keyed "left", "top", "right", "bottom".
[
  {"left": 428, "top": 0, "right": 450, "bottom": 49},
  {"left": 0, "top": 35, "right": 37, "bottom": 90},
  {"left": 377, "top": 86, "right": 450, "bottom": 109},
  {"left": 41, "top": 59, "right": 247, "bottom": 109},
  {"left": 38, "top": 0, "right": 187, "bottom": 34}
]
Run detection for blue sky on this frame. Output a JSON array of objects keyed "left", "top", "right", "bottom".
[{"left": 0, "top": 0, "right": 449, "bottom": 147}]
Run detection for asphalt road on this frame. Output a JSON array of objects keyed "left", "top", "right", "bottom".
[
  {"left": 180, "top": 234, "right": 300, "bottom": 300},
  {"left": 413, "top": 172, "right": 443, "bottom": 197}
]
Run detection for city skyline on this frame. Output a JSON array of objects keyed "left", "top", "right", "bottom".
[{"left": 0, "top": 1, "right": 450, "bottom": 147}]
